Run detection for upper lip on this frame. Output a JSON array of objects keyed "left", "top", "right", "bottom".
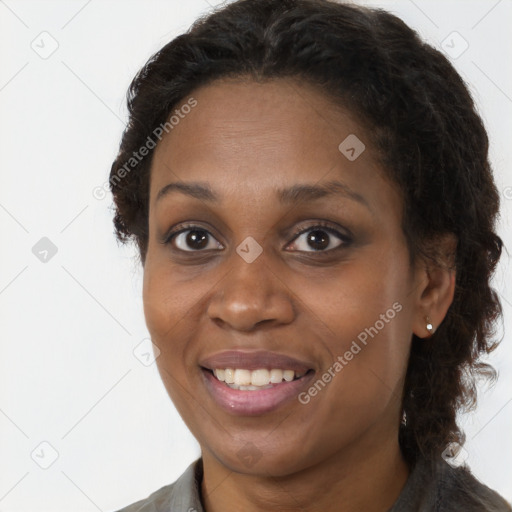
[{"left": 199, "top": 350, "right": 315, "bottom": 373}]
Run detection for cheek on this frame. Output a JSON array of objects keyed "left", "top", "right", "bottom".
[
  {"left": 301, "top": 250, "right": 412, "bottom": 404},
  {"left": 142, "top": 263, "right": 194, "bottom": 380},
  {"left": 142, "top": 260, "right": 199, "bottom": 339},
  {"left": 142, "top": 259, "right": 219, "bottom": 387},
  {"left": 142, "top": 265, "right": 199, "bottom": 410},
  {"left": 306, "top": 249, "right": 410, "bottom": 341}
]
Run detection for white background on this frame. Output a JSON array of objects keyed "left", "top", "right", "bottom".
[{"left": 0, "top": 0, "right": 511, "bottom": 510}]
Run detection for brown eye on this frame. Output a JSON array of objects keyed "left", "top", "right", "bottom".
[
  {"left": 304, "top": 229, "right": 330, "bottom": 251},
  {"left": 168, "top": 227, "right": 223, "bottom": 252},
  {"left": 287, "top": 225, "right": 351, "bottom": 253}
]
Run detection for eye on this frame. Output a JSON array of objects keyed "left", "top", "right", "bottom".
[
  {"left": 162, "top": 221, "right": 351, "bottom": 255},
  {"left": 165, "top": 225, "right": 223, "bottom": 252},
  {"left": 286, "top": 223, "right": 351, "bottom": 253}
]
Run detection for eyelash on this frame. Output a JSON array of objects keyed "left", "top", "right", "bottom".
[{"left": 162, "top": 221, "right": 352, "bottom": 256}]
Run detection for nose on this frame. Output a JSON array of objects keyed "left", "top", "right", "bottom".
[{"left": 206, "top": 249, "right": 295, "bottom": 332}]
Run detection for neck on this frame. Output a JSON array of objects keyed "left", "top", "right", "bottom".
[{"left": 200, "top": 432, "right": 409, "bottom": 512}]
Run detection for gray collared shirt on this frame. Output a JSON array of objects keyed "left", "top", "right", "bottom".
[{"left": 114, "top": 457, "right": 511, "bottom": 511}]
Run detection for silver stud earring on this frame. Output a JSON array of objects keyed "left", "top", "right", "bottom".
[{"left": 426, "top": 316, "right": 435, "bottom": 335}]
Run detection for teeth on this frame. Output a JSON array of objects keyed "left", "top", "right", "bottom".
[
  {"left": 283, "top": 370, "right": 295, "bottom": 382},
  {"left": 213, "top": 368, "right": 305, "bottom": 388},
  {"left": 270, "top": 369, "right": 283, "bottom": 383},
  {"left": 251, "top": 369, "right": 272, "bottom": 386},
  {"left": 234, "top": 369, "right": 252, "bottom": 386},
  {"left": 224, "top": 368, "right": 234, "bottom": 384}
]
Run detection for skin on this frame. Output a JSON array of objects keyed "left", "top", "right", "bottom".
[{"left": 142, "top": 78, "right": 456, "bottom": 512}]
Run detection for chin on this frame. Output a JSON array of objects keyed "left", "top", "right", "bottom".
[{"left": 204, "top": 433, "right": 318, "bottom": 478}]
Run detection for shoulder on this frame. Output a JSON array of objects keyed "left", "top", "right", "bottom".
[
  {"left": 114, "top": 482, "right": 176, "bottom": 512},
  {"left": 436, "top": 462, "right": 511, "bottom": 512},
  {"left": 112, "top": 459, "right": 203, "bottom": 512},
  {"left": 391, "top": 457, "right": 511, "bottom": 511}
]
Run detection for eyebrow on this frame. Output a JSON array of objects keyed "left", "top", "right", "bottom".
[{"left": 156, "top": 179, "right": 370, "bottom": 209}]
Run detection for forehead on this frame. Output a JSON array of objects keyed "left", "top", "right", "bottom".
[{"left": 149, "top": 78, "right": 394, "bottom": 211}]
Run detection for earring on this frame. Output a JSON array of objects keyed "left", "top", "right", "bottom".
[{"left": 426, "top": 316, "right": 435, "bottom": 335}]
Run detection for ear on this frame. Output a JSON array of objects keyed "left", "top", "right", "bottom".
[{"left": 411, "top": 233, "right": 457, "bottom": 339}]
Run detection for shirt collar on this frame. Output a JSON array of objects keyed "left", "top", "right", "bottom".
[{"left": 165, "top": 458, "right": 204, "bottom": 511}]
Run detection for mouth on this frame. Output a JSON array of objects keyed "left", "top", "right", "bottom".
[
  {"left": 204, "top": 367, "right": 311, "bottom": 390},
  {"left": 198, "top": 350, "right": 316, "bottom": 415},
  {"left": 200, "top": 367, "right": 315, "bottom": 415}
]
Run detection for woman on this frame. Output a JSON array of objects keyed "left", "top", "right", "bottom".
[{"left": 110, "top": 0, "right": 511, "bottom": 510}]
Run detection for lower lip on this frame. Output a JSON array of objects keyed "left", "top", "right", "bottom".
[{"left": 201, "top": 368, "right": 315, "bottom": 416}]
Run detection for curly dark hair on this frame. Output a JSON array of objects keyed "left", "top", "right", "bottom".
[{"left": 109, "top": 0, "right": 503, "bottom": 465}]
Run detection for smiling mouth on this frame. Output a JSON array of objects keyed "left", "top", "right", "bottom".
[
  {"left": 203, "top": 367, "right": 314, "bottom": 390},
  {"left": 200, "top": 364, "right": 316, "bottom": 415}
]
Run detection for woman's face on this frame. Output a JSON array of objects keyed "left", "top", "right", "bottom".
[{"left": 143, "top": 78, "right": 427, "bottom": 476}]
